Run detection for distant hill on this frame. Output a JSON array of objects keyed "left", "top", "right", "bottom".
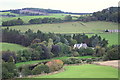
[{"left": 0, "top": 8, "right": 91, "bottom": 16}]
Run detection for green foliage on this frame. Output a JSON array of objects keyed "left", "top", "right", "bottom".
[
  {"left": 2, "top": 61, "right": 18, "bottom": 79},
  {"left": 64, "top": 15, "right": 72, "bottom": 21},
  {"left": 21, "top": 66, "right": 32, "bottom": 76},
  {"left": 93, "top": 7, "right": 119, "bottom": 23},
  {"left": 56, "top": 42, "right": 71, "bottom": 55},
  {"left": 78, "top": 48, "right": 95, "bottom": 56},
  {"left": 94, "top": 46, "right": 106, "bottom": 57},
  {"left": 32, "top": 64, "right": 49, "bottom": 75},
  {"left": 15, "top": 56, "right": 96, "bottom": 67},
  {"left": 104, "top": 45, "right": 120, "bottom": 60},
  {"left": 72, "top": 51, "right": 79, "bottom": 57},
  {"left": 2, "top": 18, "right": 24, "bottom": 26},
  {"left": 63, "top": 58, "right": 82, "bottom": 64}
]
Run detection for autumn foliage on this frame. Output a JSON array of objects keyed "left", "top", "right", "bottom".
[{"left": 46, "top": 60, "right": 63, "bottom": 72}]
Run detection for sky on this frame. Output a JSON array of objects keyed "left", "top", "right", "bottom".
[{"left": 0, "top": 0, "right": 119, "bottom": 13}]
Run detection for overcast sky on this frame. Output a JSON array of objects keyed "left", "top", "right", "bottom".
[{"left": 0, "top": 0, "right": 119, "bottom": 13}]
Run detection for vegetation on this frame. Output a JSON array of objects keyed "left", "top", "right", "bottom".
[
  {"left": 93, "top": 7, "right": 119, "bottom": 23},
  {"left": 46, "top": 60, "right": 63, "bottom": 72},
  {"left": 32, "top": 64, "right": 49, "bottom": 75},
  {"left": 2, "top": 18, "right": 24, "bottom": 26},
  {"left": 1, "top": 6, "right": 119, "bottom": 79},
  {"left": 2, "top": 58, "right": 18, "bottom": 79},
  {"left": 15, "top": 56, "right": 96, "bottom": 67},
  {"left": 0, "top": 42, "right": 28, "bottom": 52},
  {"left": 35, "top": 64, "right": 118, "bottom": 78},
  {"left": 2, "top": 21, "right": 118, "bottom": 33}
]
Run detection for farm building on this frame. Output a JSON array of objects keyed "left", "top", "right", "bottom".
[{"left": 73, "top": 43, "right": 87, "bottom": 49}]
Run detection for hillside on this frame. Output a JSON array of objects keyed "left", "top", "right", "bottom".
[
  {"left": 0, "top": 42, "right": 28, "bottom": 52},
  {"left": 3, "top": 21, "right": 118, "bottom": 33},
  {"left": 1, "top": 8, "right": 90, "bottom": 16}
]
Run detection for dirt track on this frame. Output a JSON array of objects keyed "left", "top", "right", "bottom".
[{"left": 93, "top": 60, "right": 119, "bottom": 69}]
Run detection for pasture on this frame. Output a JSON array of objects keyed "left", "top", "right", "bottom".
[
  {"left": 2, "top": 21, "right": 118, "bottom": 33},
  {"left": 35, "top": 64, "right": 118, "bottom": 78},
  {"left": 0, "top": 42, "right": 28, "bottom": 52},
  {"left": 2, "top": 21, "right": 119, "bottom": 46},
  {"left": 87, "top": 33, "right": 119, "bottom": 46}
]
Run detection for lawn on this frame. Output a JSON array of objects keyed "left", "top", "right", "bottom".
[
  {"left": 15, "top": 56, "right": 96, "bottom": 67},
  {"left": 35, "top": 64, "right": 118, "bottom": 78},
  {"left": 0, "top": 42, "right": 28, "bottom": 52}
]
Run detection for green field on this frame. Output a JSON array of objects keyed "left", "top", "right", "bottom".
[
  {"left": 35, "top": 64, "right": 118, "bottom": 78},
  {"left": 15, "top": 56, "right": 96, "bottom": 67},
  {"left": 0, "top": 42, "right": 28, "bottom": 52},
  {"left": 2, "top": 21, "right": 119, "bottom": 46},
  {"left": 0, "top": 12, "right": 19, "bottom": 16},
  {"left": 3, "top": 21, "right": 118, "bottom": 33},
  {"left": 87, "top": 33, "right": 119, "bottom": 46},
  {"left": 1, "top": 12, "right": 79, "bottom": 23}
]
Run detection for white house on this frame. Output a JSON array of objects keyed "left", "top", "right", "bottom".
[{"left": 73, "top": 43, "right": 87, "bottom": 49}]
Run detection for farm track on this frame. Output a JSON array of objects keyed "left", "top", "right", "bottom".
[{"left": 93, "top": 60, "right": 120, "bottom": 69}]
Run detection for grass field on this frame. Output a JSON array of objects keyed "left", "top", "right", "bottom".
[
  {"left": 15, "top": 56, "right": 96, "bottom": 67},
  {"left": 35, "top": 64, "right": 118, "bottom": 78},
  {"left": 1, "top": 12, "right": 79, "bottom": 23},
  {"left": 0, "top": 42, "right": 28, "bottom": 52},
  {"left": 2, "top": 21, "right": 119, "bottom": 46},
  {"left": 87, "top": 33, "right": 119, "bottom": 46},
  {"left": 2, "top": 21, "right": 118, "bottom": 33}
]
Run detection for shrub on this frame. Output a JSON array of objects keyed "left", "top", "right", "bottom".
[
  {"left": 21, "top": 66, "right": 32, "bottom": 76},
  {"left": 2, "top": 61, "right": 18, "bottom": 79},
  {"left": 32, "top": 64, "right": 49, "bottom": 75},
  {"left": 104, "top": 47, "right": 119, "bottom": 60},
  {"left": 78, "top": 48, "right": 95, "bottom": 56},
  {"left": 63, "top": 58, "right": 82, "bottom": 64},
  {"left": 46, "top": 60, "right": 63, "bottom": 72},
  {"left": 2, "top": 51, "right": 16, "bottom": 62},
  {"left": 72, "top": 51, "right": 79, "bottom": 57}
]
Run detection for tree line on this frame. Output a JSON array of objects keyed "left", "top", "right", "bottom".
[{"left": 2, "top": 15, "right": 73, "bottom": 26}]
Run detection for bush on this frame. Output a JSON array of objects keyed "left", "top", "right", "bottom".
[
  {"left": 63, "top": 58, "right": 82, "bottom": 64},
  {"left": 21, "top": 66, "right": 32, "bottom": 76},
  {"left": 32, "top": 64, "right": 49, "bottom": 75},
  {"left": 2, "top": 61, "right": 18, "bottom": 79},
  {"left": 46, "top": 60, "right": 63, "bottom": 72},
  {"left": 72, "top": 51, "right": 79, "bottom": 57},
  {"left": 104, "top": 47, "right": 119, "bottom": 60},
  {"left": 78, "top": 48, "right": 95, "bottom": 56},
  {"left": 2, "top": 51, "right": 16, "bottom": 62}
]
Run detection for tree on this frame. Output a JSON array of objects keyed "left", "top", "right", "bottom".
[
  {"left": 64, "top": 15, "right": 72, "bottom": 21},
  {"left": 2, "top": 61, "right": 18, "bottom": 79}
]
